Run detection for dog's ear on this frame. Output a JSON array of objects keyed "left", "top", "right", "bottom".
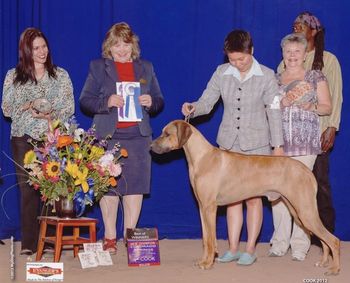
[{"left": 176, "top": 121, "right": 192, "bottom": 148}]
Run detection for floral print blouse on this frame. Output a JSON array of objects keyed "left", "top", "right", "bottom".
[
  {"left": 277, "top": 70, "right": 327, "bottom": 156},
  {"left": 2, "top": 67, "right": 75, "bottom": 140}
]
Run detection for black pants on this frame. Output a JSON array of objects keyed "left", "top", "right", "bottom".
[
  {"left": 312, "top": 151, "right": 335, "bottom": 233},
  {"left": 11, "top": 135, "right": 54, "bottom": 252},
  {"left": 11, "top": 135, "right": 40, "bottom": 252}
]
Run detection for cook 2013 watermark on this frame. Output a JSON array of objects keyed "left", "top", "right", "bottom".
[{"left": 303, "top": 279, "right": 328, "bottom": 283}]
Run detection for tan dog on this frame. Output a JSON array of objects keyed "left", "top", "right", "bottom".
[{"left": 151, "top": 120, "right": 340, "bottom": 275}]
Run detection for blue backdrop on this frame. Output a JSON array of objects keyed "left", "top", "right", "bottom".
[{"left": 1, "top": 0, "right": 349, "bottom": 242}]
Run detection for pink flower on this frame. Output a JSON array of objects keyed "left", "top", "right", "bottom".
[
  {"left": 108, "top": 163, "right": 122, "bottom": 177},
  {"left": 47, "top": 128, "right": 60, "bottom": 144}
]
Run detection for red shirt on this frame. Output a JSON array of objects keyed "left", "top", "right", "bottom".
[{"left": 115, "top": 61, "right": 137, "bottom": 128}]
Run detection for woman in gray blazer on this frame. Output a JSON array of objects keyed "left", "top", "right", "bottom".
[
  {"left": 80, "top": 22, "right": 164, "bottom": 254},
  {"left": 182, "top": 30, "right": 283, "bottom": 265}
]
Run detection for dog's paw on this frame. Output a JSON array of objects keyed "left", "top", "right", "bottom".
[
  {"left": 315, "top": 260, "right": 329, "bottom": 268},
  {"left": 195, "top": 259, "right": 214, "bottom": 270},
  {"left": 324, "top": 267, "right": 340, "bottom": 276}
]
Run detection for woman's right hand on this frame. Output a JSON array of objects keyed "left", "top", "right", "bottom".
[
  {"left": 280, "top": 97, "right": 293, "bottom": 107},
  {"left": 21, "top": 101, "right": 33, "bottom": 112},
  {"left": 181, "top": 102, "right": 195, "bottom": 116},
  {"left": 108, "top": 94, "right": 124, "bottom": 108}
]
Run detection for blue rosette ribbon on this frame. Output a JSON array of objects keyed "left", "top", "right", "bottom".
[{"left": 73, "top": 186, "right": 95, "bottom": 217}]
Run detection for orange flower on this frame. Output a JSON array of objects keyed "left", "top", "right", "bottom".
[
  {"left": 57, "top": 135, "right": 73, "bottom": 148},
  {"left": 120, "top": 148, "right": 128, "bottom": 157},
  {"left": 109, "top": 177, "right": 117, "bottom": 187},
  {"left": 72, "top": 143, "right": 79, "bottom": 150}
]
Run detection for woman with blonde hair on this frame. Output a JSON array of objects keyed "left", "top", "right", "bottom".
[
  {"left": 270, "top": 33, "right": 332, "bottom": 261},
  {"left": 80, "top": 22, "right": 164, "bottom": 254}
]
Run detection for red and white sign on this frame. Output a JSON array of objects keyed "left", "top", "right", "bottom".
[{"left": 26, "top": 262, "right": 63, "bottom": 281}]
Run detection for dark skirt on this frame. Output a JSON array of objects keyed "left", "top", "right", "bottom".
[{"left": 106, "top": 126, "right": 152, "bottom": 196}]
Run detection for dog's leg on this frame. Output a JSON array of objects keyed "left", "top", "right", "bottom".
[
  {"left": 313, "top": 229, "right": 340, "bottom": 275},
  {"left": 196, "top": 202, "right": 217, "bottom": 269},
  {"left": 280, "top": 196, "right": 303, "bottom": 228},
  {"left": 316, "top": 240, "right": 330, "bottom": 268},
  {"left": 291, "top": 202, "right": 340, "bottom": 275},
  {"left": 214, "top": 238, "right": 218, "bottom": 259},
  {"left": 196, "top": 206, "right": 208, "bottom": 267}
]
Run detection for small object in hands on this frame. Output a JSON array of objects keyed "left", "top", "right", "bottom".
[
  {"left": 32, "top": 98, "right": 52, "bottom": 115},
  {"left": 285, "top": 80, "right": 313, "bottom": 105}
]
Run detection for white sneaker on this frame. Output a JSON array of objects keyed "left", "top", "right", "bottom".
[
  {"left": 268, "top": 247, "right": 287, "bottom": 257},
  {"left": 292, "top": 251, "right": 306, "bottom": 261}
]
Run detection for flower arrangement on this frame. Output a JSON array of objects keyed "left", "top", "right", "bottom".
[{"left": 23, "top": 116, "right": 127, "bottom": 216}]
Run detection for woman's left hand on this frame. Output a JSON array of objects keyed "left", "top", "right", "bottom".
[{"left": 139, "top": 94, "right": 152, "bottom": 108}]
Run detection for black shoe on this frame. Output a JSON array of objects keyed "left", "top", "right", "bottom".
[
  {"left": 43, "top": 247, "right": 55, "bottom": 254},
  {"left": 20, "top": 249, "right": 34, "bottom": 256}
]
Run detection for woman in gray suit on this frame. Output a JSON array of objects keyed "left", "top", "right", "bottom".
[
  {"left": 182, "top": 29, "right": 283, "bottom": 265},
  {"left": 80, "top": 22, "right": 164, "bottom": 254}
]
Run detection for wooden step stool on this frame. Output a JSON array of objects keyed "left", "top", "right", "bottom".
[{"left": 36, "top": 216, "right": 98, "bottom": 262}]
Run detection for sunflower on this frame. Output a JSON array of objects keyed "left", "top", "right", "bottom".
[
  {"left": 23, "top": 150, "right": 37, "bottom": 165},
  {"left": 46, "top": 161, "right": 61, "bottom": 177}
]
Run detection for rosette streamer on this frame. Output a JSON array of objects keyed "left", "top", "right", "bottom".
[{"left": 73, "top": 188, "right": 94, "bottom": 217}]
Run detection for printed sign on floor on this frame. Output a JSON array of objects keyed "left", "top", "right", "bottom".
[
  {"left": 78, "top": 242, "right": 113, "bottom": 268},
  {"left": 26, "top": 262, "right": 63, "bottom": 281},
  {"left": 127, "top": 228, "right": 160, "bottom": 266}
]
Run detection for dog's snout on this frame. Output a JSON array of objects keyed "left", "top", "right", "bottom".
[
  {"left": 150, "top": 141, "right": 155, "bottom": 150},
  {"left": 150, "top": 137, "right": 170, "bottom": 154},
  {"left": 150, "top": 139, "right": 161, "bottom": 154}
]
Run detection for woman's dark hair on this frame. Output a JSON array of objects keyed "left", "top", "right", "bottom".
[
  {"left": 14, "top": 27, "right": 56, "bottom": 85},
  {"left": 294, "top": 11, "right": 324, "bottom": 70},
  {"left": 312, "top": 29, "right": 325, "bottom": 70},
  {"left": 224, "top": 29, "right": 253, "bottom": 54}
]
